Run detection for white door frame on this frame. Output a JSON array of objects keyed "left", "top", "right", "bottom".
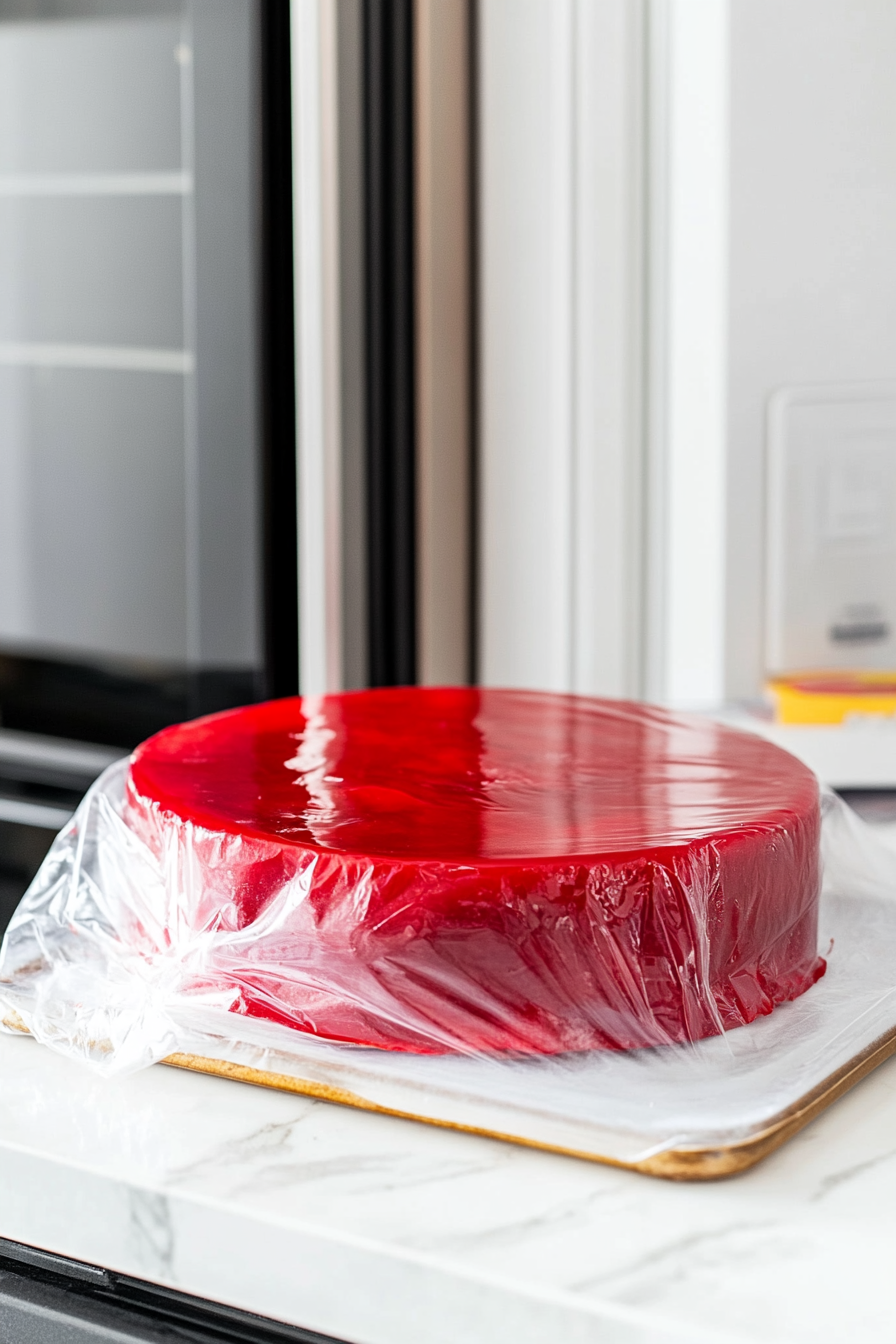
[
  {"left": 291, "top": 0, "right": 344, "bottom": 695},
  {"left": 477, "top": 0, "right": 646, "bottom": 696},
  {"left": 645, "top": 0, "right": 729, "bottom": 708},
  {"left": 476, "top": 0, "right": 730, "bottom": 706}
]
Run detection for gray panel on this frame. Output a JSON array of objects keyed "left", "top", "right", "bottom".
[
  {"left": 19, "top": 366, "right": 187, "bottom": 662},
  {"left": 0, "top": 13, "right": 183, "bottom": 174},
  {"left": 0, "top": 1273, "right": 170, "bottom": 1342},
  {"left": 190, "top": 0, "right": 262, "bottom": 667},
  {"left": 0, "top": 0, "right": 263, "bottom": 680},
  {"left": 337, "top": 0, "right": 368, "bottom": 689},
  {"left": 0, "top": 197, "right": 183, "bottom": 348}
]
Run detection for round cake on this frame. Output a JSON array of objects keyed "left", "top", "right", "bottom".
[{"left": 125, "top": 688, "right": 824, "bottom": 1054}]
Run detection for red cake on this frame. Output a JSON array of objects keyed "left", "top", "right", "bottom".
[{"left": 125, "top": 688, "right": 824, "bottom": 1055}]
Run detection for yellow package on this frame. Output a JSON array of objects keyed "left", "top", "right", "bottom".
[{"left": 768, "top": 671, "right": 896, "bottom": 725}]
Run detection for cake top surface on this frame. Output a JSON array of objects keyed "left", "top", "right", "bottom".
[{"left": 129, "top": 688, "right": 818, "bottom": 862}]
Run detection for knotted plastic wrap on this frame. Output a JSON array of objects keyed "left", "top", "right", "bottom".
[{"left": 0, "top": 690, "right": 831, "bottom": 1072}]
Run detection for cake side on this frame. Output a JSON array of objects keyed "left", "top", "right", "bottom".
[
  {"left": 123, "top": 763, "right": 824, "bottom": 1055},
  {"left": 123, "top": 689, "right": 826, "bottom": 1055}
]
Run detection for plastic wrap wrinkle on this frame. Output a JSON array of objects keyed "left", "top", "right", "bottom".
[
  {"left": 0, "top": 689, "right": 830, "bottom": 1068},
  {"left": 1, "top": 777, "right": 892, "bottom": 1163},
  {"left": 110, "top": 689, "right": 824, "bottom": 1056},
  {"left": 5, "top": 688, "right": 895, "bottom": 1166}
]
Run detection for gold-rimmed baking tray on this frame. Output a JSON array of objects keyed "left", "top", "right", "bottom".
[{"left": 6, "top": 890, "right": 896, "bottom": 1181}]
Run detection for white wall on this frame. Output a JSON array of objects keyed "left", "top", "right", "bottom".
[
  {"left": 726, "top": 0, "right": 896, "bottom": 698},
  {"left": 478, "top": 0, "right": 896, "bottom": 706}
]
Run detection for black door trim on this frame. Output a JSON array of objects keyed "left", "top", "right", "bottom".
[
  {"left": 260, "top": 0, "right": 300, "bottom": 700},
  {"left": 362, "top": 0, "right": 417, "bottom": 687}
]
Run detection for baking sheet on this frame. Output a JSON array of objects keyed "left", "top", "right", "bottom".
[
  {"left": 147, "top": 889, "right": 896, "bottom": 1179},
  {"left": 3, "top": 759, "right": 896, "bottom": 1179}
]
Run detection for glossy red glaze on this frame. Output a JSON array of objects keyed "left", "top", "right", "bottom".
[{"left": 127, "top": 688, "right": 825, "bottom": 1054}]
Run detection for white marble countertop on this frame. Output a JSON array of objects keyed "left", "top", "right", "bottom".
[{"left": 0, "top": 1025, "right": 895, "bottom": 1344}]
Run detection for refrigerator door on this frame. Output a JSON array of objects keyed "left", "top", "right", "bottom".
[{"left": 0, "top": 0, "right": 265, "bottom": 745}]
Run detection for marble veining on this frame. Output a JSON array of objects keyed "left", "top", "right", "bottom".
[
  {"left": 127, "top": 1189, "right": 175, "bottom": 1281},
  {"left": 167, "top": 1109, "right": 496, "bottom": 1202},
  {"left": 571, "top": 1220, "right": 798, "bottom": 1295},
  {"left": 808, "top": 1143, "right": 896, "bottom": 1201},
  {"left": 407, "top": 1186, "right": 622, "bottom": 1255},
  {"left": 0, "top": 1029, "right": 896, "bottom": 1343}
]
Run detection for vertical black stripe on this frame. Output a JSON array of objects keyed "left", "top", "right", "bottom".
[
  {"left": 363, "top": 0, "right": 417, "bottom": 687},
  {"left": 260, "top": 0, "right": 300, "bottom": 698}
]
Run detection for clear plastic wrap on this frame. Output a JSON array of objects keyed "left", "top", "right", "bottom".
[{"left": 2, "top": 689, "right": 895, "bottom": 1173}]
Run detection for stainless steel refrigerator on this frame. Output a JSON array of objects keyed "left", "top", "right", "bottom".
[{"left": 0, "top": 0, "right": 297, "bottom": 919}]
